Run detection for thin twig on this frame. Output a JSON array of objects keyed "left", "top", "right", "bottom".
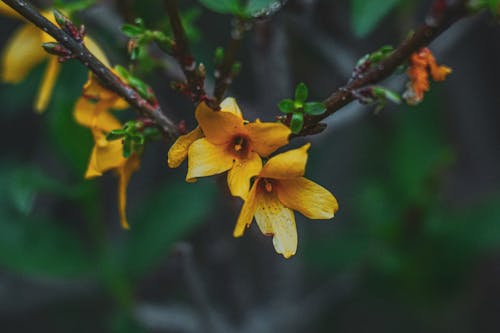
[
  {"left": 298, "top": 0, "right": 471, "bottom": 136},
  {"left": 164, "top": 0, "right": 206, "bottom": 103},
  {"left": 1, "top": 0, "right": 178, "bottom": 139}
]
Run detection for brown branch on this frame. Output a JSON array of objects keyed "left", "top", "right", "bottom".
[
  {"left": 298, "top": 0, "right": 471, "bottom": 136},
  {"left": 1, "top": 0, "right": 179, "bottom": 139},
  {"left": 164, "top": 0, "right": 206, "bottom": 103}
]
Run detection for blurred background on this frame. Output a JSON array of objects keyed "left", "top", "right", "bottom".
[{"left": 1, "top": 0, "right": 500, "bottom": 332}]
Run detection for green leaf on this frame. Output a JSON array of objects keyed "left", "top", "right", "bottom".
[
  {"left": 290, "top": 112, "right": 304, "bottom": 134},
  {"left": 107, "top": 130, "right": 126, "bottom": 141},
  {"left": 303, "top": 102, "right": 326, "bottom": 116},
  {"left": 197, "top": 0, "right": 243, "bottom": 14},
  {"left": 118, "top": 180, "right": 217, "bottom": 278},
  {"left": 351, "top": 0, "right": 402, "bottom": 37},
  {"left": 278, "top": 99, "right": 295, "bottom": 114},
  {"left": 122, "top": 138, "right": 131, "bottom": 158},
  {"left": 294, "top": 82, "right": 308, "bottom": 103},
  {"left": 122, "top": 23, "right": 145, "bottom": 37}
]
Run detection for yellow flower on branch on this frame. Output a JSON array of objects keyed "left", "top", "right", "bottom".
[
  {"left": 233, "top": 144, "right": 338, "bottom": 258},
  {"left": 183, "top": 98, "right": 291, "bottom": 199},
  {"left": 0, "top": 4, "right": 108, "bottom": 112},
  {"left": 74, "top": 71, "right": 139, "bottom": 229},
  {"left": 167, "top": 97, "right": 242, "bottom": 168}
]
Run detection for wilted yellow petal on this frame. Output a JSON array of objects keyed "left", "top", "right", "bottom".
[
  {"left": 429, "top": 63, "right": 452, "bottom": 81},
  {"left": 168, "top": 126, "right": 204, "bottom": 168},
  {"left": 246, "top": 120, "right": 290, "bottom": 157},
  {"left": 74, "top": 97, "right": 122, "bottom": 132},
  {"left": 277, "top": 177, "right": 338, "bottom": 219},
  {"left": 233, "top": 180, "right": 259, "bottom": 237},
  {"left": 186, "top": 138, "right": 233, "bottom": 182},
  {"left": 254, "top": 190, "right": 297, "bottom": 258},
  {"left": 195, "top": 101, "right": 244, "bottom": 145},
  {"left": 1, "top": 24, "right": 46, "bottom": 83},
  {"left": 34, "top": 56, "right": 60, "bottom": 112},
  {"left": 227, "top": 152, "right": 262, "bottom": 199},
  {"left": 85, "top": 140, "right": 125, "bottom": 179},
  {"left": 117, "top": 154, "right": 141, "bottom": 229},
  {"left": 260, "top": 143, "right": 310, "bottom": 180},
  {"left": 220, "top": 97, "right": 242, "bottom": 117}
]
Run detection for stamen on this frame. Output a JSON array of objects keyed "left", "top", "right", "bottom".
[
  {"left": 234, "top": 137, "right": 244, "bottom": 152},
  {"left": 264, "top": 180, "right": 273, "bottom": 192}
]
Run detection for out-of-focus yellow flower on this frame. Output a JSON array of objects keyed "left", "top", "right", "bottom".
[
  {"left": 184, "top": 98, "right": 291, "bottom": 199},
  {"left": 403, "top": 47, "right": 451, "bottom": 105},
  {"left": 75, "top": 71, "right": 139, "bottom": 229},
  {"left": 0, "top": 5, "right": 108, "bottom": 112},
  {"left": 233, "top": 143, "right": 338, "bottom": 258}
]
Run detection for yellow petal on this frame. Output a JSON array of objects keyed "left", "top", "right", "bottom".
[
  {"left": 0, "top": 2, "right": 24, "bottom": 19},
  {"left": 85, "top": 36, "right": 111, "bottom": 68},
  {"left": 85, "top": 140, "right": 125, "bottom": 179},
  {"left": 227, "top": 152, "right": 262, "bottom": 199},
  {"left": 34, "top": 56, "right": 60, "bottom": 112},
  {"left": 254, "top": 190, "right": 297, "bottom": 258},
  {"left": 233, "top": 180, "right": 259, "bottom": 237},
  {"left": 260, "top": 143, "right": 310, "bottom": 179},
  {"left": 186, "top": 138, "right": 233, "bottom": 182},
  {"left": 1, "top": 24, "right": 46, "bottom": 83},
  {"left": 74, "top": 97, "right": 122, "bottom": 132},
  {"left": 83, "top": 71, "right": 117, "bottom": 102},
  {"left": 117, "top": 154, "right": 141, "bottom": 229},
  {"left": 220, "top": 97, "right": 242, "bottom": 117},
  {"left": 195, "top": 101, "right": 244, "bottom": 145},
  {"left": 167, "top": 126, "right": 204, "bottom": 168},
  {"left": 277, "top": 177, "right": 338, "bottom": 219},
  {"left": 246, "top": 120, "right": 291, "bottom": 157}
]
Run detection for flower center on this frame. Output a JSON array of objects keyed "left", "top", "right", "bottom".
[
  {"left": 230, "top": 135, "right": 250, "bottom": 157},
  {"left": 262, "top": 178, "right": 273, "bottom": 193}
]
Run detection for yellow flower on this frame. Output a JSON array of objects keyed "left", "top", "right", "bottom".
[
  {"left": 74, "top": 71, "right": 139, "bottom": 229},
  {"left": 233, "top": 144, "right": 338, "bottom": 258},
  {"left": 167, "top": 97, "right": 241, "bottom": 168},
  {"left": 184, "top": 98, "right": 291, "bottom": 199},
  {"left": 0, "top": 5, "right": 109, "bottom": 112}
]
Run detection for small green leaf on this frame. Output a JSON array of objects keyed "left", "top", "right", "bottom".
[
  {"left": 278, "top": 99, "right": 295, "bottom": 114},
  {"left": 107, "top": 129, "right": 125, "bottom": 141},
  {"left": 122, "top": 24, "right": 144, "bottom": 37},
  {"left": 290, "top": 112, "right": 304, "bottom": 134},
  {"left": 294, "top": 82, "right": 308, "bottom": 103},
  {"left": 122, "top": 138, "right": 131, "bottom": 158},
  {"left": 372, "top": 86, "right": 401, "bottom": 104},
  {"left": 303, "top": 102, "right": 326, "bottom": 116}
]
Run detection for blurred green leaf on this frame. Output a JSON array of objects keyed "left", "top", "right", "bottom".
[
  {"left": 118, "top": 179, "right": 217, "bottom": 278},
  {"left": 0, "top": 214, "right": 94, "bottom": 277},
  {"left": 197, "top": 0, "right": 242, "bottom": 14},
  {"left": 351, "top": 0, "right": 402, "bottom": 37},
  {"left": 46, "top": 62, "right": 94, "bottom": 174}
]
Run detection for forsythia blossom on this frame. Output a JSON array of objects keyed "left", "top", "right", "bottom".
[
  {"left": 74, "top": 71, "right": 139, "bottom": 229},
  {"left": 233, "top": 144, "right": 338, "bottom": 258},
  {"left": 169, "top": 98, "right": 338, "bottom": 258},
  {"left": 403, "top": 47, "right": 452, "bottom": 105},
  {"left": 170, "top": 98, "right": 291, "bottom": 199},
  {"left": 0, "top": 4, "right": 108, "bottom": 112}
]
